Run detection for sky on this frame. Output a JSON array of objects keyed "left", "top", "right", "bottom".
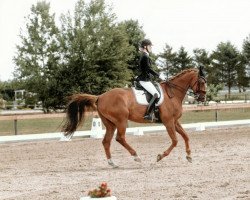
[{"left": 0, "top": 0, "right": 250, "bottom": 81}]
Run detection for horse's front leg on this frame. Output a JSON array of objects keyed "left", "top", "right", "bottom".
[
  {"left": 175, "top": 120, "right": 192, "bottom": 163},
  {"left": 157, "top": 120, "right": 178, "bottom": 162}
]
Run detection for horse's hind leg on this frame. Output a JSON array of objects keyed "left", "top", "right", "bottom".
[
  {"left": 98, "top": 113, "right": 117, "bottom": 168},
  {"left": 115, "top": 121, "right": 141, "bottom": 162},
  {"left": 175, "top": 120, "right": 192, "bottom": 162}
]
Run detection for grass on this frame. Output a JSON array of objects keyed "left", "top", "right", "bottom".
[
  {"left": 0, "top": 108, "right": 250, "bottom": 136},
  {"left": 0, "top": 117, "right": 94, "bottom": 136},
  {"left": 216, "top": 92, "right": 250, "bottom": 101},
  {"left": 181, "top": 108, "right": 250, "bottom": 123}
]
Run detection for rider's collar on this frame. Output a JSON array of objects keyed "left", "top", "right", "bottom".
[{"left": 143, "top": 50, "right": 149, "bottom": 56}]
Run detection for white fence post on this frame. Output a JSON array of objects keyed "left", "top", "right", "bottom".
[
  {"left": 90, "top": 116, "right": 103, "bottom": 138},
  {"left": 195, "top": 123, "right": 205, "bottom": 131},
  {"left": 133, "top": 128, "right": 144, "bottom": 136}
]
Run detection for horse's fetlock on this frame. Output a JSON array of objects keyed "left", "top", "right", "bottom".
[
  {"left": 115, "top": 137, "right": 122, "bottom": 143},
  {"left": 172, "top": 140, "right": 178, "bottom": 147},
  {"left": 102, "top": 139, "right": 109, "bottom": 146}
]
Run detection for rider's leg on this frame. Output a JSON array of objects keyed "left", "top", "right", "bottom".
[
  {"left": 139, "top": 81, "right": 160, "bottom": 121},
  {"left": 143, "top": 93, "right": 158, "bottom": 120}
]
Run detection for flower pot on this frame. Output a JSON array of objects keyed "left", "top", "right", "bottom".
[{"left": 80, "top": 196, "right": 117, "bottom": 200}]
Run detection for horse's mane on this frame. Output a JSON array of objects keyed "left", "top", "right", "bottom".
[{"left": 169, "top": 68, "right": 198, "bottom": 81}]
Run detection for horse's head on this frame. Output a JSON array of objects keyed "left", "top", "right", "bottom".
[{"left": 190, "top": 66, "right": 207, "bottom": 102}]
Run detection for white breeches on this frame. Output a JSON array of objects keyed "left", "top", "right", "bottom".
[{"left": 139, "top": 81, "right": 160, "bottom": 98}]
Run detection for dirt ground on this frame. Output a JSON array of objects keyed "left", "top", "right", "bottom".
[{"left": 0, "top": 126, "right": 249, "bottom": 200}]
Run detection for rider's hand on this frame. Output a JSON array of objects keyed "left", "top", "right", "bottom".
[{"left": 159, "top": 76, "right": 165, "bottom": 81}]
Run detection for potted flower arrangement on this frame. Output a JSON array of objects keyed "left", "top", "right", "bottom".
[{"left": 80, "top": 182, "right": 116, "bottom": 200}]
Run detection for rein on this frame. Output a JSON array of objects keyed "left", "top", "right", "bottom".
[
  {"left": 165, "top": 75, "right": 206, "bottom": 99},
  {"left": 165, "top": 81, "right": 188, "bottom": 93}
]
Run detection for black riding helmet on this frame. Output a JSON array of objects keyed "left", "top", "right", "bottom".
[{"left": 140, "top": 39, "right": 152, "bottom": 48}]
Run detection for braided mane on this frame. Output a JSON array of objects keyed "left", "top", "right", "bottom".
[{"left": 169, "top": 68, "right": 198, "bottom": 81}]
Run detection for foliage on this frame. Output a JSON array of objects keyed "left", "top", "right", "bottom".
[
  {"left": 242, "top": 35, "right": 250, "bottom": 87},
  {"left": 13, "top": 0, "right": 137, "bottom": 111},
  {"left": 243, "top": 35, "right": 250, "bottom": 62},
  {"left": 210, "top": 42, "right": 240, "bottom": 96},
  {"left": 235, "top": 53, "right": 249, "bottom": 92},
  {"left": 174, "top": 46, "right": 193, "bottom": 72},
  {"left": 193, "top": 48, "right": 212, "bottom": 84},
  {"left": 158, "top": 45, "right": 193, "bottom": 78},
  {"left": 158, "top": 44, "right": 178, "bottom": 79},
  {"left": 0, "top": 98, "right": 6, "bottom": 109},
  {"left": 10, "top": 0, "right": 250, "bottom": 111},
  {"left": 0, "top": 80, "right": 24, "bottom": 101},
  {"left": 205, "top": 84, "right": 223, "bottom": 103},
  {"left": 117, "top": 20, "right": 145, "bottom": 78},
  {"left": 25, "top": 92, "right": 38, "bottom": 108},
  {"left": 13, "top": 1, "right": 60, "bottom": 112},
  {"left": 193, "top": 48, "right": 211, "bottom": 67},
  {"left": 57, "top": 0, "right": 134, "bottom": 95}
]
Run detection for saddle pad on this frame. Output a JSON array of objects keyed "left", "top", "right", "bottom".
[{"left": 132, "top": 83, "right": 164, "bottom": 106}]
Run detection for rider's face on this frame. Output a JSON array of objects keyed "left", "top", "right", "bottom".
[{"left": 146, "top": 45, "right": 152, "bottom": 53}]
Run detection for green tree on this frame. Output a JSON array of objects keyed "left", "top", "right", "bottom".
[
  {"left": 193, "top": 48, "right": 211, "bottom": 67},
  {"left": 58, "top": 0, "right": 134, "bottom": 95},
  {"left": 117, "top": 20, "right": 145, "bottom": 77},
  {"left": 235, "top": 53, "right": 249, "bottom": 92},
  {"left": 172, "top": 46, "right": 193, "bottom": 75},
  {"left": 211, "top": 42, "right": 240, "bottom": 96},
  {"left": 158, "top": 44, "right": 178, "bottom": 79},
  {"left": 242, "top": 35, "right": 250, "bottom": 86},
  {"left": 193, "top": 48, "right": 214, "bottom": 83},
  {"left": 0, "top": 81, "right": 13, "bottom": 101},
  {"left": 205, "top": 84, "right": 223, "bottom": 104},
  {"left": 0, "top": 79, "right": 24, "bottom": 102},
  {"left": 243, "top": 35, "right": 250, "bottom": 62},
  {"left": 13, "top": 1, "right": 60, "bottom": 112}
]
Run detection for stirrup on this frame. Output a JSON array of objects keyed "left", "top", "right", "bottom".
[
  {"left": 144, "top": 113, "right": 158, "bottom": 122},
  {"left": 144, "top": 114, "right": 154, "bottom": 122}
]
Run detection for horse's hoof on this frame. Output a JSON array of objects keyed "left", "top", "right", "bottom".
[
  {"left": 134, "top": 155, "right": 142, "bottom": 163},
  {"left": 112, "top": 164, "right": 119, "bottom": 168},
  {"left": 108, "top": 159, "right": 119, "bottom": 168},
  {"left": 186, "top": 156, "right": 192, "bottom": 163},
  {"left": 108, "top": 162, "right": 119, "bottom": 168},
  {"left": 157, "top": 154, "right": 162, "bottom": 162}
]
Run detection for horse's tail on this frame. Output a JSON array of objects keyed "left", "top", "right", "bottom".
[{"left": 62, "top": 94, "right": 98, "bottom": 136}]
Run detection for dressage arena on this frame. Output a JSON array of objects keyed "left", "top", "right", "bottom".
[{"left": 0, "top": 125, "right": 249, "bottom": 200}]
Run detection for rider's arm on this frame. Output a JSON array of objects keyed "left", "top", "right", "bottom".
[{"left": 148, "top": 68, "right": 159, "bottom": 77}]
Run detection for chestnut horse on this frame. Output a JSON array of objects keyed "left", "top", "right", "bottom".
[{"left": 62, "top": 67, "right": 206, "bottom": 167}]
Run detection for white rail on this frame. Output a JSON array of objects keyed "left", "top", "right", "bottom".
[{"left": 0, "top": 119, "right": 250, "bottom": 143}]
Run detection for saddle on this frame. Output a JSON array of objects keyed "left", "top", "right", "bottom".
[
  {"left": 132, "top": 81, "right": 164, "bottom": 105},
  {"left": 132, "top": 81, "right": 164, "bottom": 123}
]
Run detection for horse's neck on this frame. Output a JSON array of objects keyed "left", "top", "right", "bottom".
[{"left": 170, "top": 73, "right": 195, "bottom": 101}]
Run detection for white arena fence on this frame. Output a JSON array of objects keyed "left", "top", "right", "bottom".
[{"left": 0, "top": 118, "right": 250, "bottom": 143}]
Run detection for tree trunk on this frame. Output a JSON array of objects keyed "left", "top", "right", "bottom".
[{"left": 228, "top": 86, "right": 231, "bottom": 99}]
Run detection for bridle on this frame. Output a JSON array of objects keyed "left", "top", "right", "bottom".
[
  {"left": 189, "top": 76, "right": 207, "bottom": 101},
  {"left": 165, "top": 75, "right": 207, "bottom": 102}
]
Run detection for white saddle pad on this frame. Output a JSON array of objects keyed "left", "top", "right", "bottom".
[{"left": 132, "top": 83, "right": 164, "bottom": 106}]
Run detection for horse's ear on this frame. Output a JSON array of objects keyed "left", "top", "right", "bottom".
[{"left": 199, "top": 65, "right": 205, "bottom": 77}]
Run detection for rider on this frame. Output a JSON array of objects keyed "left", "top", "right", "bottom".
[{"left": 137, "top": 39, "right": 161, "bottom": 121}]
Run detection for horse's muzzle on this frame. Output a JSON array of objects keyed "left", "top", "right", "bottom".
[
  {"left": 195, "top": 93, "right": 206, "bottom": 102},
  {"left": 197, "top": 95, "right": 206, "bottom": 102}
]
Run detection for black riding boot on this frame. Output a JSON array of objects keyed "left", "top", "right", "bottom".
[{"left": 144, "top": 93, "right": 158, "bottom": 121}]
